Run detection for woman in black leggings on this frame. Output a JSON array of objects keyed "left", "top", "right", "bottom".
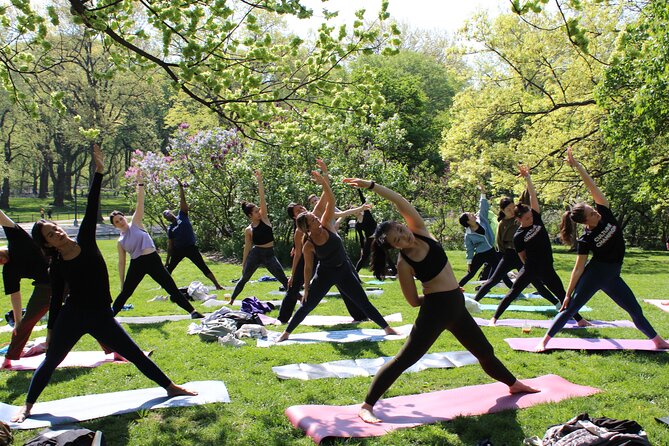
[
  {"left": 342, "top": 177, "right": 538, "bottom": 424},
  {"left": 276, "top": 161, "right": 397, "bottom": 342},
  {"left": 12, "top": 144, "right": 195, "bottom": 423},
  {"left": 490, "top": 166, "right": 589, "bottom": 326},
  {"left": 110, "top": 172, "right": 201, "bottom": 318},
  {"left": 228, "top": 170, "right": 288, "bottom": 305}
]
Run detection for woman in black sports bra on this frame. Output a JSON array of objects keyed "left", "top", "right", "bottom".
[
  {"left": 228, "top": 170, "right": 288, "bottom": 305},
  {"left": 276, "top": 161, "right": 398, "bottom": 342},
  {"left": 342, "top": 177, "right": 539, "bottom": 424}
]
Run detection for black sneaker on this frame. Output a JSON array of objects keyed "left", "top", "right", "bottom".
[{"left": 190, "top": 311, "right": 205, "bottom": 319}]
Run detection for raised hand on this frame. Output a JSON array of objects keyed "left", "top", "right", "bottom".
[
  {"left": 311, "top": 170, "right": 325, "bottom": 185},
  {"left": 518, "top": 165, "right": 530, "bottom": 178},
  {"left": 93, "top": 143, "right": 104, "bottom": 173},
  {"left": 343, "top": 178, "right": 372, "bottom": 189},
  {"left": 316, "top": 159, "right": 328, "bottom": 176},
  {"left": 564, "top": 146, "right": 579, "bottom": 168},
  {"left": 254, "top": 169, "right": 262, "bottom": 180}
]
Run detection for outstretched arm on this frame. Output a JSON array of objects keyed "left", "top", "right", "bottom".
[
  {"left": 565, "top": 147, "right": 609, "bottom": 207},
  {"left": 131, "top": 171, "right": 146, "bottom": 228},
  {"left": 519, "top": 165, "right": 540, "bottom": 213},
  {"left": 343, "top": 178, "right": 426, "bottom": 233},
  {"left": 333, "top": 203, "right": 371, "bottom": 219},
  {"left": 78, "top": 144, "right": 104, "bottom": 246},
  {"left": 255, "top": 170, "right": 270, "bottom": 224},
  {"left": 178, "top": 182, "right": 188, "bottom": 214},
  {"left": 314, "top": 160, "right": 336, "bottom": 231}
]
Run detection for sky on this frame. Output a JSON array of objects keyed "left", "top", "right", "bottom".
[{"left": 285, "top": 0, "right": 511, "bottom": 37}]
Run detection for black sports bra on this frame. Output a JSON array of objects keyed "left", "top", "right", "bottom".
[
  {"left": 252, "top": 220, "right": 274, "bottom": 245},
  {"left": 400, "top": 233, "right": 448, "bottom": 282}
]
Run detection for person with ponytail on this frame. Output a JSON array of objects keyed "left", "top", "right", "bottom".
[
  {"left": 342, "top": 177, "right": 538, "bottom": 424},
  {"left": 535, "top": 147, "right": 669, "bottom": 351},
  {"left": 276, "top": 161, "right": 397, "bottom": 342},
  {"left": 228, "top": 170, "right": 288, "bottom": 305},
  {"left": 489, "top": 166, "right": 589, "bottom": 326},
  {"left": 457, "top": 185, "right": 505, "bottom": 288},
  {"left": 13, "top": 144, "right": 195, "bottom": 423},
  {"left": 110, "top": 172, "right": 202, "bottom": 318}
]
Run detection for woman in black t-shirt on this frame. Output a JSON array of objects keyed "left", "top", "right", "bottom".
[
  {"left": 535, "top": 147, "right": 669, "bottom": 351},
  {"left": 490, "top": 166, "right": 588, "bottom": 325}
]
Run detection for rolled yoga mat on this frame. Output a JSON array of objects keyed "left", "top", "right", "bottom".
[
  {"left": 285, "top": 374, "right": 600, "bottom": 443},
  {"left": 259, "top": 312, "right": 403, "bottom": 326},
  {"left": 472, "top": 317, "right": 636, "bottom": 329},
  {"left": 1, "top": 351, "right": 151, "bottom": 372},
  {"left": 273, "top": 351, "right": 478, "bottom": 380},
  {"left": 0, "top": 380, "right": 229, "bottom": 430},
  {"left": 505, "top": 337, "right": 669, "bottom": 352},
  {"left": 257, "top": 324, "right": 413, "bottom": 347}
]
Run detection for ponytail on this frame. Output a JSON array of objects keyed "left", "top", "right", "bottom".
[
  {"left": 559, "top": 210, "right": 574, "bottom": 246},
  {"left": 370, "top": 221, "right": 394, "bottom": 280}
]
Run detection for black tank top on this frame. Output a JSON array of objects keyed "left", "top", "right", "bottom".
[
  {"left": 311, "top": 228, "right": 347, "bottom": 267},
  {"left": 252, "top": 220, "right": 274, "bottom": 245},
  {"left": 400, "top": 233, "right": 448, "bottom": 282}
]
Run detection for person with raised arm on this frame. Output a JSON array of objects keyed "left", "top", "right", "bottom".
[
  {"left": 228, "top": 170, "right": 289, "bottom": 305},
  {"left": 110, "top": 172, "right": 202, "bottom": 318},
  {"left": 489, "top": 166, "right": 589, "bottom": 326},
  {"left": 341, "top": 177, "right": 538, "bottom": 424},
  {"left": 163, "top": 181, "right": 223, "bottom": 290},
  {"left": 13, "top": 144, "right": 195, "bottom": 423},
  {"left": 0, "top": 209, "right": 51, "bottom": 369},
  {"left": 535, "top": 147, "right": 669, "bottom": 351},
  {"left": 276, "top": 161, "right": 398, "bottom": 342}
]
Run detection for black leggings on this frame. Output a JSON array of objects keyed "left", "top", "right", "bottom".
[
  {"left": 459, "top": 249, "right": 505, "bottom": 287},
  {"left": 166, "top": 244, "right": 212, "bottom": 276},
  {"left": 473, "top": 249, "right": 553, "bottom": 302},
  {"left": 355, "top": 237, "right": 374, "bottom": 272},
  {"left": 26, "top": 304, "right": 171, "bottom": 404},
  {"left": 493, "top": 265, "right": 584, "bottom": 321},
  {"left": 286, "top": 261, "right": 388, "bottom": 333},
  {"left": 230, "top": 246, "right": 288, "bottom": 301},
  {"left": 278, "top": 256, "right": 366, "bottom": 323},
  {"left": 112, "top": 251, "right": 195, "bottom": 315},
  {"left": 364, "top": 289, "right": 516, "bottom": 406}
]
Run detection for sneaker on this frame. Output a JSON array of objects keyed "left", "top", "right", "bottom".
[
  {"left": 218, "top": 333, "right": 245, "bottom": 347},
  {"left": 190, "top": 311, "right": 205, "bottom": 319}
]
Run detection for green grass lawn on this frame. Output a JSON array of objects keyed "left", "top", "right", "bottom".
[{"left": 2, "top": 243, "right": 668, "bottom": 445}]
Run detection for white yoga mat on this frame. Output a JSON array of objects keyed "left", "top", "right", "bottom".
[
  {"left": 0, "top": 351, "right": 149, "bottom": 372},
  {"left": 268, "top": 289, "right": 382, "bottom": 296},
  {"left": 259, "top": 313, "right": 403, "bottom": 326},
  {"left": 272, "top": 351, "right": 478, "bottom": 380},
  {"left": 0, "top": 324, "right": 46, "bottom": 334},
  {"left": 257, "top": 324, "right": 413, "bottom": 347},
  {"left": 0, "top": 380, "right": 229, "bottom": 430},
  {"left": 644, "top": 299, "right": 669, "bottom": 313}
]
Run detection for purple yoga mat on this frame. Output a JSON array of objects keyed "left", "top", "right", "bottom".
[
  {"left": 285, "top": 374, "right": 599, "bottom": 443},
  {"left": 505, "top": 337, "right": 669, "bottom": 352},
  {"left": 473, "top": 317, "right": 636, "bottom": 329}
]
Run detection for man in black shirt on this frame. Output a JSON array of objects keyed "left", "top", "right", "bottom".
[{"left": 1, "top": 209, "right": 52, "bottom": 369}]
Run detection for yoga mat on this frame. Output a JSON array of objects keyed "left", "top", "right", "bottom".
[
  {"left": 116, "top": 314, "right": 193, "bottom": 324},
  {"left": 472, "top": 317, "right": 636, "bottom": 330},
  {"left": 1, "top": 351, "right": 150, "bottom": 371},
  {"left": 0, "top": 380, "right": 229, "bottom": 430},
  {"left": 268, "top": 289, "right": 382, "bottom": 296},
  {"left": 656, "top": 416, "right": 669, "bottom": 426},
  {"left": 479, "top": 304, "right": 591, "bottom": 313},
  {"left": 644, "top": 299, "right": 669, "bottom": 313},
  {"left": 257, "top": 324, "right": 413, "bottom": 347},
  {"left": 464, "top": 292, "right": 540, "bottom": 300},
  {"left": 273, "top": 351, "right": 478, "bottom": 380},
  {"left": 505, "top": 337, "right": 669, "bottom": 352},
  {"left": 285, "top": 374, "right": 599, "bottom": 443},
  {"left": 259, "top": 313, "right": 403, "bottom": 326},
  {"left": 0, "top": 324, "right": 46, "bottom": 334}
]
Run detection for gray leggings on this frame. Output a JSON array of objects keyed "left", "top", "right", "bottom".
[
  {"left": 547, "top": 260, "right": 657, "bottom": 338},
  {"left": 230, "top": 246, "right": 288, "bottom": 301}
]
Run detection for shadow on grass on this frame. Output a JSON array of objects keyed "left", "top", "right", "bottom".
[{"left": 4, "top": 367, "right": 95, "bottom": 402}]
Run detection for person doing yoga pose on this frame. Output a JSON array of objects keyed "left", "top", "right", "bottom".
[
  {"left": 12, "top": 144, "right": 195, "bottom": 423},
  {"left": 163, "top": 181, "right": 223, "bottom": 290},
  {"left": 341, "top": 177, "right": 538, "bottom": 424},
  {"left": 228, "top": 170, "right": 289, "bottom": 305},
  {"left": 457, "top": 185, "right": 504, "bottom": 288},
  {"left": 0, "top": 209, "right": 51, "bottom": 369},
  {"left": 489, "top": 166, "right": 589, "bottom": 326},
  {"left": 276, "top": 161, "right": 398, "bottom": 342},
  {"left": 535, "top": 147, "right": 669, "bottom": 351},
  {"left": 110, "top": 172, "right": 202, "bottom": 318}
]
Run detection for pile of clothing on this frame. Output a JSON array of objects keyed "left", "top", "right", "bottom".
[{"left": 527, "top": 413, "right": 651, "bottom": 446}]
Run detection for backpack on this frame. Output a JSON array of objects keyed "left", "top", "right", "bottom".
[{"left": 241, "top": 297, "right": 274, "bottom": 315}]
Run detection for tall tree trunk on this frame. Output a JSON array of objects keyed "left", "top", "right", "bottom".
[
  {"left": 38, "top": 164, "right": 49, "bottom": 198},
  {"left": 0, "top": 177, "right": 9, "bottom": 209}
]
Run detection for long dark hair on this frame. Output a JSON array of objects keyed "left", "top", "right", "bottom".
[
  {"left": 295, "top": 211, "right": 312, "bottom": 245},
  {"left": 559, "top": 203, "right": 587, "bottom": 245},
  {"left": 287, "top": 203, "right": 299, "bottom": 230},
  {"left": 498, "top": 197, "right": 514, "bottom": 221},
  {"left": 513, "top": 203, "right": 531, "bottom": 218},
  {"left": 370, "top": 221, "right": 396, "bottom": 280},
  {"left": 241, "top": 201, "right": 255, "bottom": 217},
  {"left": 31, "top": 219, "right": 59, "bottom": 259}
]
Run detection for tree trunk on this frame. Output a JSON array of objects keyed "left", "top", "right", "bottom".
[
  {"left": 38, "top": 164, "right": 49, "bottom": 198},
  {"left": 0, "top": 177, "right": 9, "bottom": 209}
]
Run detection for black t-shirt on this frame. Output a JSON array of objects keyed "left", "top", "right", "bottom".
[
  {"left": 576, "top": 203, "right": 625, "bottom": 263},
  {"left": 2, "top": 224, "right": 50, "bottom": 295},
  {"left": 513, "top": 209, "right": 553, "bottom": 266},
  {"left": 474, "top": 226, "right": 486, "bottom": 236}
]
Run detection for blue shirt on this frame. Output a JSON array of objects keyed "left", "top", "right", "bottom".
[{"left": 167, "top": 210, "right": 197, "bottom": 249}]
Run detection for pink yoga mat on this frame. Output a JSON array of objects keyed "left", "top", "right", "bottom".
[
  {"left": 473, "top": 317, "right": 636, "bottom": 329},
  {"left": 285, "top": 374, "right": 599, "bottom": 443},
  {"left": 505, "top": 337, "right": 669, "bottom": 352},
  {"left": 1, "top": 351, "right": 148, "bottom": 371},
  {"left": 644, "top": 299, "right": 669, "bottom": 313}
]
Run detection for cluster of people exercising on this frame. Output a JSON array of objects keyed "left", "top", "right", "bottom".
[{"left": 2, "top": 144, "right": 667, "bottom": 425}]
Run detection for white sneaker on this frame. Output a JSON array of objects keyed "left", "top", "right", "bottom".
[{"left": 218, "top": 334, "right": 245, "bottom": 347}]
